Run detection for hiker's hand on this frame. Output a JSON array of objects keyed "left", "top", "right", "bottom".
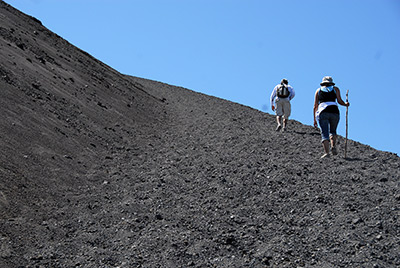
[
  {"left": 345, "top": 102, "right": 350, "bottom": 107},
  {"left": 272, "top": 105, "right": 275, "bottom": 111},
  {"left": 313, "top": 120, "right": 318, "bottom": 128}
]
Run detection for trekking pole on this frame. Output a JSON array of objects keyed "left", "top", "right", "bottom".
[{"left": 344, "top": 90, "right": 349, "bottom": 158}]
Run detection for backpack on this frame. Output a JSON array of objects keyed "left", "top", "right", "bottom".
[{"left": 277, "top": 83, "right": 290, "bottom": 98}]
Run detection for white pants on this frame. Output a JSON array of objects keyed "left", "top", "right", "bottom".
[{"left": 275, "top": 98, "right": 291, "bottom": 118}]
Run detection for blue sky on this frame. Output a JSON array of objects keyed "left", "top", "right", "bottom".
[{"left": 5, "top": 0, "right": 400, "bottom": 155}]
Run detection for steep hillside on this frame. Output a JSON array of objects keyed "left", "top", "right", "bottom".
[
  {"left": 1, "top": 2, "right": 399, "bottom": 268},
  {"left": 0, "top": 0, "right": 167, "bottom": 213}
]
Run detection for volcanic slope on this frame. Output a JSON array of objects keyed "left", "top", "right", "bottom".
[{"left": 0, "top": 2, "right": 399, "bottom": 268}]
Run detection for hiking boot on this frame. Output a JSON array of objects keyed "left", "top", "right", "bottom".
[
  {"left": 275, "top": 125, "right": 282, "bottom": 131},
  {"left": 331, "top": 147, "right": 338, "bottom": 155},
  {"left": 282, "top": 126, "right": 286, "bottom": 132},
  {"left": 321, "top": 153, "right": 330, "bottom": 159}
]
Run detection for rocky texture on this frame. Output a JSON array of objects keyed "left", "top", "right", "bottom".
[{"left": 0, "top": 2, "right": 399, "bottom": 267}]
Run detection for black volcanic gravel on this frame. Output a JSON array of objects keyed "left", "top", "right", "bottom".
[{"left": 0, "top": 2, "right": 399, "bottom": 267}]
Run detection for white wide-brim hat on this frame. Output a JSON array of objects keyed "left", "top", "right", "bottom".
[{"left": 320, "top": 76, "right": 335, "bottom": 86}]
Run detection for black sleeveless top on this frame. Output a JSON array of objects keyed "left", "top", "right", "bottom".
[{"left": 318, "top": 88, "right": 339, "bottom": 114}]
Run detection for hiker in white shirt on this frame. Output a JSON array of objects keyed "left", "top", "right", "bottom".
[{"left": 270, "top": 78, "right": 295, "bottom": 132}]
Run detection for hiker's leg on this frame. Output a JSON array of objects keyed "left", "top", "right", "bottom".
[
  {"left": 275, "top": 99, "right": 283, "bottom": 126},
  {"left": 318, "top": 113, "right": 330, "bottom": 141},
  {"left": 282, "top": 100, "right": 291, "bottom": 129},
  {"left": 318, "top": 113, "right": 330, "bottom": 155},
  {"left": 322, "top": 140, "right": 330, "bottom": 154},
  {"left": 283, "top": 117, "right": 288, "bottom": 127},
  {"left": 328, "top": 113, "right": 340, "bottom": 137},
  {"left": 328, "top": 113, "right": 340, "bottom": 154},
  {"left": 276, "top": 116, "right": 282, "bottom": 126},
  {"left": 330, "top": 135, "right": 337, "bottom": 148},
  {"left": 330, "top": 135, "right": 338, "bottom": 155},
  {"left": 275, "top": 116, "right": 282, "bottom": 131}
]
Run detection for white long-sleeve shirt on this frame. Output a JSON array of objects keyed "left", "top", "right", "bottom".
[{"left": 270, "top": 84, "right": 295, "bottom": 108}]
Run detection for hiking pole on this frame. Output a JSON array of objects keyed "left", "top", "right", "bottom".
[{"left": 344, "top": 90, "right": 349, "bottom": 158}]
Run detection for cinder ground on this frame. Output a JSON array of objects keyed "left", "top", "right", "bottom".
[{"left": 0, "top": 2, "right": 399, "bottom": 267}]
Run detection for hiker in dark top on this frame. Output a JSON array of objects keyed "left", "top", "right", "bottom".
[
  {"left": 270, "top": 78, "right": 295, "bottom": 132},
  {"left": 313, "top": 76, "right": 350, "bottom": 158}
]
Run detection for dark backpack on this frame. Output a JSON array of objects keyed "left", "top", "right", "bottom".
[{"left": 277, "top": 84, "right": 290, "bottom": 98}]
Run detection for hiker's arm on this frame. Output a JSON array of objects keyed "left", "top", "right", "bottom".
[
  {"left": 335, "top": 87, "right": 350, "bottom": 107},
  {"left": 313, "top": 90, "right": 319, "bottom": 127},
  {"left": 289, "top": 86, "right": 295, "bottom": 100},
  {"left": 270, "top": 87, "right": 277, "bottom": 110}
]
